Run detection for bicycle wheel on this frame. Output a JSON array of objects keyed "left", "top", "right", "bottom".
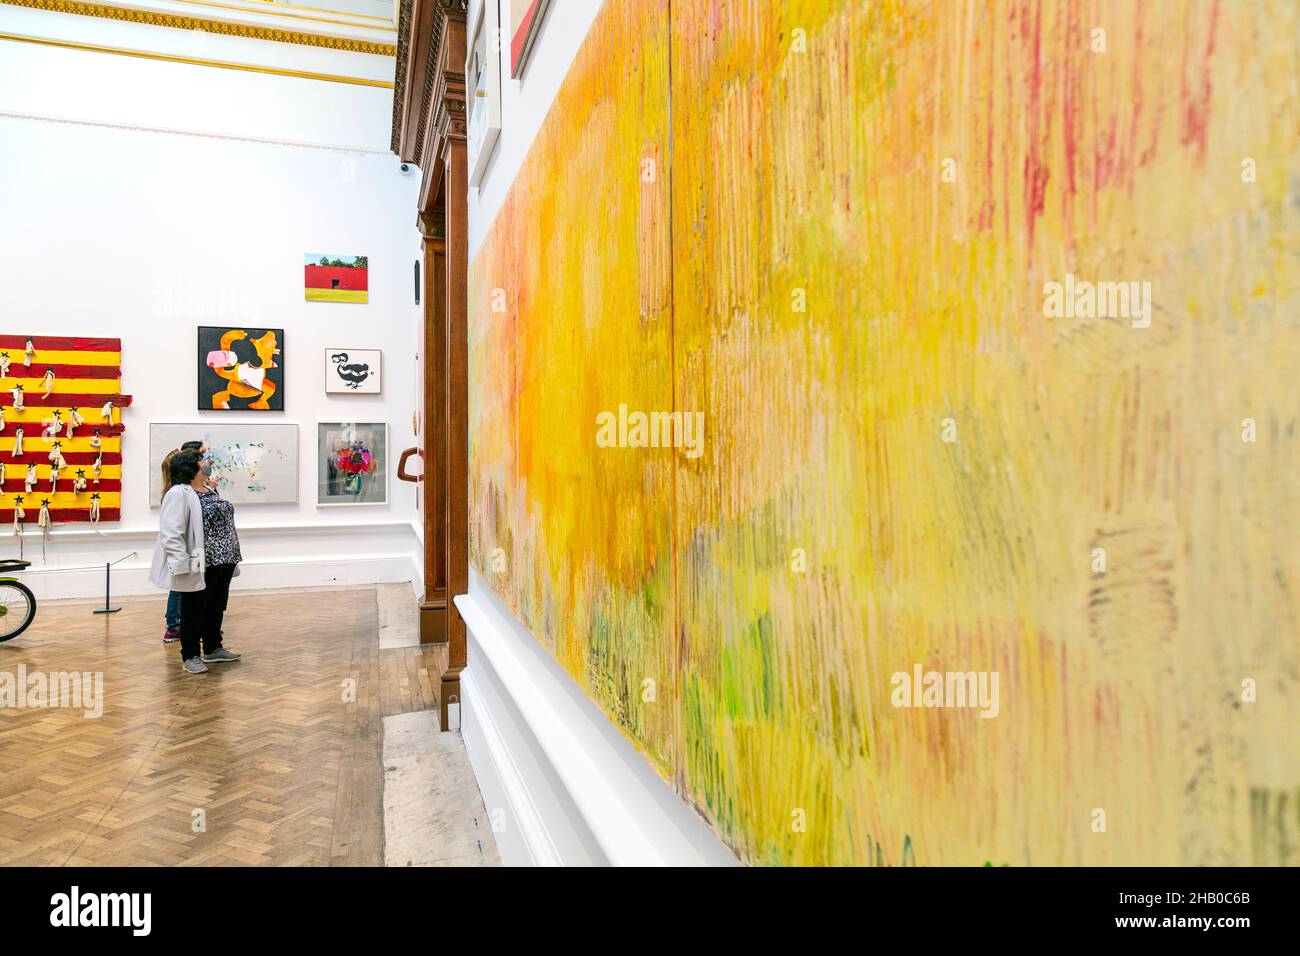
[{"left": 0, "top": 580, "right": 36, "bottom": 642}]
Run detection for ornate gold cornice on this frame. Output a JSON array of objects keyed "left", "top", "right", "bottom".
[
  {"left": 395, "top": 0, "right": 466, "bottom": 162},
  {"left": 1, "top": 0, "right": 398, "bottom": 56},
  {"left": 390, "top": 0, "right": 412, "bottom": 154},
  {"left": 170, "top": 0, "right": 394, "bottom": 32},
  {"left": 426, "top": 7, "right": 465, "bottom": 159},
  {"left": 174, "top": 0, "right": 394, "bottom": 26},
  {"left": 0, "top": 30, "right": 394, "bottom": 86}
]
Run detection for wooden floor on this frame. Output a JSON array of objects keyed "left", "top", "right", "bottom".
[{"left": 0, "top": 584, "right": 447, "bottom": 866}]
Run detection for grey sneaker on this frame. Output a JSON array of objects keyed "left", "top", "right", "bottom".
[
  {"left": 182, "top": 657, "right": 209, "bottom": 674},
  {"left": 201, "top": 647, "right": 242, "bottom": 664}
]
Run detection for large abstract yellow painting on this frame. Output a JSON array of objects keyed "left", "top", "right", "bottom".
[{"left": 469, "top": 0, "right": 1299, "bottom": 865}]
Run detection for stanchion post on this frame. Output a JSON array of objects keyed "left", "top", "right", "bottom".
[{"left": 93, "top": 560, "right": 121, "bottom": 615}]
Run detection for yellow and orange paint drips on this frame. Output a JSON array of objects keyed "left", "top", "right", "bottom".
[{"left": 469, "top": 0, "right": 1299, "bottom": 865}]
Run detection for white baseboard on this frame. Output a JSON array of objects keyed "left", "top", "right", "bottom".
[
  {"left": 11, "top": 521, "right": 423, "bottom": 601},
  {"left": 456, "top": 569, "right": 739, "bottom": 867},
  {"left": 460, "top": 666, "right": 562, "bottom": 865},
  {"left": 22, "top": 555, "right": 422, "bottom": 601}
]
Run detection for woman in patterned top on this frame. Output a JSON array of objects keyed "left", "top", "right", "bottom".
[
  {"left": 185, "top": 446, "right": 244, "bottom": 671},
  {"left": 159, "top": 440, "right": 220, "bottom": 645},
  {"left": 150, "top": 449, "right": 244, "bottom": 674}
]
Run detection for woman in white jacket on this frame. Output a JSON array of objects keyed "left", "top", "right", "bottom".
[{"left": 149, "top": 449, "right": 242, "bottom": 674}]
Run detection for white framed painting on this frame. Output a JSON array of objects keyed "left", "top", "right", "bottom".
[
  {"left": 318, "top": 422, "right": 387, "bottom": 506},
  {"left": 325, "top": 348, "right": 382, "bottom": 394},
  {"left": 149, "top": 422, "right": 299, "bottom": 506},
  {"left": 465, "top": 0, "right": 501, "bottom": 187}
]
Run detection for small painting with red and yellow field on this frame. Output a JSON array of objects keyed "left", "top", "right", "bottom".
[{"left": 304, "top": 253, "right": 369, "bottom": 303}]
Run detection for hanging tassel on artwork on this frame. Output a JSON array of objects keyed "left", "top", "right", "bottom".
[
  {"left": 92, "top": 454, "right": 102, "bottom": 484},
  {"left": 50, "top": 469, "right": 59, "bottom": 495},
  {"left": 88, "top": 493, "right": 101, "bottom": 526},
  {"left": 0, "top": 352, "right": 10, "bottom": 377},
  {"left": 48, "top": 441, "right": 67, "bottom": 469},
  {"left": 72, "top": 468, "right": 87, "bottom": 493},
  {"left": 43, "top": 411, "right": 63, "bottom": 438},
  {"left": 24, "top": 339, "right": 35, "bottom": 367},
  {"left": 38, "top": 499, "right": 51, "bottom": 552},
  {"left": 41, "top": 368, "right": 54, "bottom": 399},
  {"left": 11, "top": 384, "right": 23, "bottom": 411},
  {"left": 24, "top": 463, "right": 37, "bottom": 493},
  {"left": 12, "top": 427, "right": 23, "bottom": 457},
  {"left": 12, "top": 496, "right": 24, "bottom": 535},
  {"left": 89, "top": 429, "right": 102, "bottom": 450},
  {"left": 0, "top": 461, "right": 5, "bottom": 486},
  {"left": 0, "top": 405, "right": 5, "bottom": 433},
  {"left": 100, "top": 400, "right": 115, "bottom": 425},
  {"left": 66, "top": 407, "right": 83, "bottom": 438}
]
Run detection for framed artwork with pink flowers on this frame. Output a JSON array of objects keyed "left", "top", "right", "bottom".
[{"left": 317, "top": 422, "right": 387, "bottom": 506}]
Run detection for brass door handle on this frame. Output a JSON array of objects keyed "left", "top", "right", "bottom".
[{"left": 397, "top": 447, "right": 423, "bottom": 483}]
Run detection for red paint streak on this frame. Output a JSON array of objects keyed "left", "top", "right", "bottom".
[
  {"left": 0, "top": 363, "right": 121, "bottom": 379},
  {"left": 304, "top": 264, "right": 368, "bottom": 291},
  {"left": 978, "top": 23, "right": 996, "bottom": 232},
  {"left": 1125, "top": 0, "right": 1146, "bottom": 192},
  {"left": 511, "top": 0, "right": 542, "bottom": 75},
  {"left": 1060, "top": 0, "right": 1081, "bottom": 249},
  {"left": 1062, "top": 0, "right": 1080, "bottom": 196},
  {"left": 0, "top": 336, "right": 119, "bottom": 351},
  {"left": 27, "top": 424, "right": 127, "bottom": 440},
  {"left": 0, "top": 508, "right": 120, "bottom": 524},
  {"left": 1022, "top": 0, "right": 1050, "bottom": 257},
  {"left": 8, "top": 393, "right": 133, "bottom": 408},
  {"left": 1178, "top": 0, "right": 1218, "bottom": 160},
  {"left": 0, "top": 452, "right": 122, "bottom": 466},
  {"left": 1, "top": 480, "right": 121, "bottom": 494}
]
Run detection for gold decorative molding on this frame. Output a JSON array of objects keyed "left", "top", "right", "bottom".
[
  {"left": 177, "top": 0, "right": 394, "bottom": 25},
  {"left": 169, "top": 0, "right": 395, "bottom": 32},
  {"left": 389, "top": 0, "right": 411, "bottom": 154},
  {"left": 0, "top": 30, "right": 395, "bottom": 86},
  {"left": 0, "top": 0, "right": 398, "bottom": 55},
  {"left": 1, "top": 108, "right": 397, "bottom": 154}
]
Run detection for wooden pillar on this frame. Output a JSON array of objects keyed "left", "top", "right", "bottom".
[
  {"left": 417, "top": 206, "right": 447, "bottom": 645},
  {"left": 441, "top": 132, "right": 468, "bottom": 730},
  {"left": 395, "top": 0, "right": 468, "bottom": 730}
]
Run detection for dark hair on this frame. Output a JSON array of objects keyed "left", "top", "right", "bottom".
[
  {"left": 181, "top": 440, "right": 203, "bottom": 451},
  {"left": 169, "top": 450, "right": 202, "bottom": 486}
]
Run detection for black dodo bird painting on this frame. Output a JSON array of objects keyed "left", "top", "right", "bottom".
[{"left": 331, "top": 352, "right": 372, "bottom": 389}]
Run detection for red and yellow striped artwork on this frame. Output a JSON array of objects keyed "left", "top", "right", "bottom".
[{"left": 0, "top": 335, "right": 132, "bottom": 525}]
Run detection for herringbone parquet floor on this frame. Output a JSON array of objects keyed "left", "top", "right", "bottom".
[{"left": 0, "top": 585, "right": 447, "bottom": 866}]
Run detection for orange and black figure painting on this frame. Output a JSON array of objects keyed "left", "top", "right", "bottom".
[{"left": 198, "top": 327, "right": 284, "bottom": 411}]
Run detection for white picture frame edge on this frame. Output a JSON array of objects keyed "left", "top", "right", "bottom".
[
  {"left": 465, "top": 0, "right": 502, "bottom": 188},
  {"left": 316, "top": 420, "right": 389, "bottom": 508},
  {"left": 323, "top": 347, "right": 383, "bottom": 395}
]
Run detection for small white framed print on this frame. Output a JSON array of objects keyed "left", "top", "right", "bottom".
[{"left": 324, "top": 348, "right": 381, "bottom": 394}]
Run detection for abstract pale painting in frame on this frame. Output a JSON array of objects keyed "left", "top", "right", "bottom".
[{"left": 150, "top": 422, "right": 298, "bottom": 506}]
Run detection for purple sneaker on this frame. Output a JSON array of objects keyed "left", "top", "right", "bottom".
[{"left": 163, "top": 627, "right": 181, "bottom": 643}]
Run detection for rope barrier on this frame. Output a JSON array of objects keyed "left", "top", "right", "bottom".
[{"left": 6, "top": 552, "right": 137, "bottom": 575}]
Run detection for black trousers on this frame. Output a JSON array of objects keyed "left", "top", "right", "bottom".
[{"left": 179, "top": 564, "right": 236, "bottom": 661}]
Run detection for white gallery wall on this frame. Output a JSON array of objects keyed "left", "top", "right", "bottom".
[{"left": 0, "top": 7, "right": 425, "bottom": 600}]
